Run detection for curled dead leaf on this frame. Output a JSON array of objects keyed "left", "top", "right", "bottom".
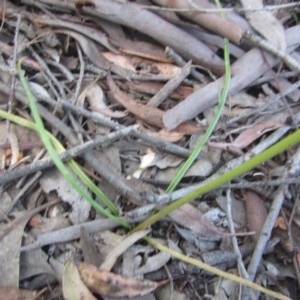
[{"left": 78, "top": 262, "right": 159, "bottom": 298}]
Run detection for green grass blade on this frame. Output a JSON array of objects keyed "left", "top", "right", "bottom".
[
  {"left": 16, "top": 61, "right": 130, "bottom": 228},
  {"left": 166, "top": 4, "right": 231, "bottom": 192},
  {"left": 132, "top": 129, "right": 300, "bottom": 232}
]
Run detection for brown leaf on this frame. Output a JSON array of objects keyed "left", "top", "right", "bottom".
[
  {"left": 107, "top": 72, "right": 164, "bottom": 128},
  {"left": 128, "top": 81, "right": 193, "bottom": 100},
  {"left": 208, "top": 121, "right": 283, "bottom": 153},
  {"left": 275, "top": 217, "right": 287, "bottom": 231},
  {"left": 139, "top": 125, "right": 185, "bottom": 143},
  {"left": 244, "top": 191, "right": 267, "bottom": 242},
  {"left": 103, "top": 52, "right": 182, "bottom": 77},
  {"left": 78, "top": 262, "right": 159, "bottom": 298}
]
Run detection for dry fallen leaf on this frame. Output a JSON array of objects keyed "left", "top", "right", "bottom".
[
  {"left": 134, "top": 247, "right": 171, "bottom": 276},
  {"left": 275, "top": 216, "right": 288, "bottom": 231},
  {"left": 20, "top": 248, "right": 55, "bottom": 282},
  {"left": 107, "top": 72, "right": 165, "bottom": 128},
  {"left": 244, "top": 191, "right": 267, "bottom": 242},
  {"left": 33, "top": 14, "right": 116, "bottom": 52},
  {"left": 100, "top": 229, "right": 150, "bottom": 272},
  {"left": 63, "top": 261, "right": 97, "bottom": 300},
  {"left": 208, "top": 121, "right": 282, "bottom": 153},
  {"left": 241, "top": 0, "right": 286, "bottom": 51},
  {"left": 0, "top": 212, "right": 30, "bottom": 287},
  {"left": 78, "top": 82, "right": 126, "bottom": 119},
  {"left": 169, "top": 203, "right": 226, "bottom": 238},
  {"left": 138, "top": 125, "right": 185, "bottom": 143},
  {"left": 103, "top": 52, "right": 182, "bottom": 77},
  {"left": 39, "top": 169, "right": 91, "bottom": 224},
  {"left": 78, "top": 262, "right": 160, "bottom": 298}
]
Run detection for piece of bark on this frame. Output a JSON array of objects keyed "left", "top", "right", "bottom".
[
  {"left": 163, "top": 25, "right": 300, "bottom": 131},
  {"left": 81, "top": 0, "right": 225, "bottom": 75},
  {"left": 152, "top": 0, "right": 245, "bottom": 44}
]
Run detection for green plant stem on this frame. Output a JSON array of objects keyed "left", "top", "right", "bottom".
[
  {"left": 16, "top": 61, "right": 130, "bottom": 228},
  {"left": 132, "top": 129, "right": 300, "bottom": 232},
  {"left": 145, "top": 237, "right": 289, "bottom": 300},
  {"left": 166, "top": 2, "right": 231, "bottom": 193}
]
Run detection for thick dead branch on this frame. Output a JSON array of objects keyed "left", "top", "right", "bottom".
[
  {"left": 163, "top": 25, "right": 300, "bottom": 130},
  {"left": 80, "top": 0, "right": 225, "bottom": 75}
]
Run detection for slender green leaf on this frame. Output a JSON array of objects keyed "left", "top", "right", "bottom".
[
  {"left": 133, "top": 129, "right": 300, "bottom": 232},
  {"left": 15, "top": 61, "right": 130, "bottom": 228},
  {"left": 166, "top": 1, "right": 231, "bottom": 193}
]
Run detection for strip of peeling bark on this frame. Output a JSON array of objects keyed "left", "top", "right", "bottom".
[
  {"left": 152, "top": 0, "right": 246, "bottom": 44},
  {"left": 163, "top": 25, "right": 300, "bottom": 131}
]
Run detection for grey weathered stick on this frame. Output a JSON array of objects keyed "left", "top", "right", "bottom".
[
  {"left": 163, "top": 25, "right": 300, "bottom": 130},
  {"left": 20, "top": 216, "right": 146, "bottom": 252},
  {"left": 0, "top": 127, "right": 135, "bottom": 186},
  {"left": 243, "top": 30, "right": 300, "bottom": 73}
]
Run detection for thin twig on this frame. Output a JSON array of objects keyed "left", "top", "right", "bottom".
[
  {"left": 29, "top": 47, "right": 61, "bottom": 100},
  {"left": 6, "top": 13, "right": 22, "bottom": 135},
  {"left": 247, "top": 145, "right": 300, "bottom": 280},
  {"left": 0, "top": 199, "right": 61, "bottom": 243},
  {"left": 0, "top": 77, "right": 191, "bottom": 159},
  {"left": 243, "top": 31, "right": 300, "bottom": 73},
  {"left": 226, "top": 188, "right": 253, "bottom": 299},
  {"left": 226, "top": 189, "right": 250, "bottom": 280},
  {"left": 144, "top": 2, "right": 300, "bottom": 13},
  {"left": 74, "top": 42, "right": 85, "bottom": 102},
  {"left": 58, "top": 99, "right": 191, "bottom": 158},
  {"left": 228, "top": 79, "right": 300, "bottom": 125},
  {"left": 20, "top": 215, "right": 146, "bottom": 252},
  {"left": 7, "top": 171, "right": 42, "bottom": 213},
  {"left": 0, "top": 126, "right": 135, "bottom": 185},
  {"left": 45, "top": 59, "right": 74, "bottom": 83},
  {"left": 165, "top": 47, "right": 207, "bottom": 82},
  {"left": 153, "top": 125, "right": 291, "bottom": 203}
]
